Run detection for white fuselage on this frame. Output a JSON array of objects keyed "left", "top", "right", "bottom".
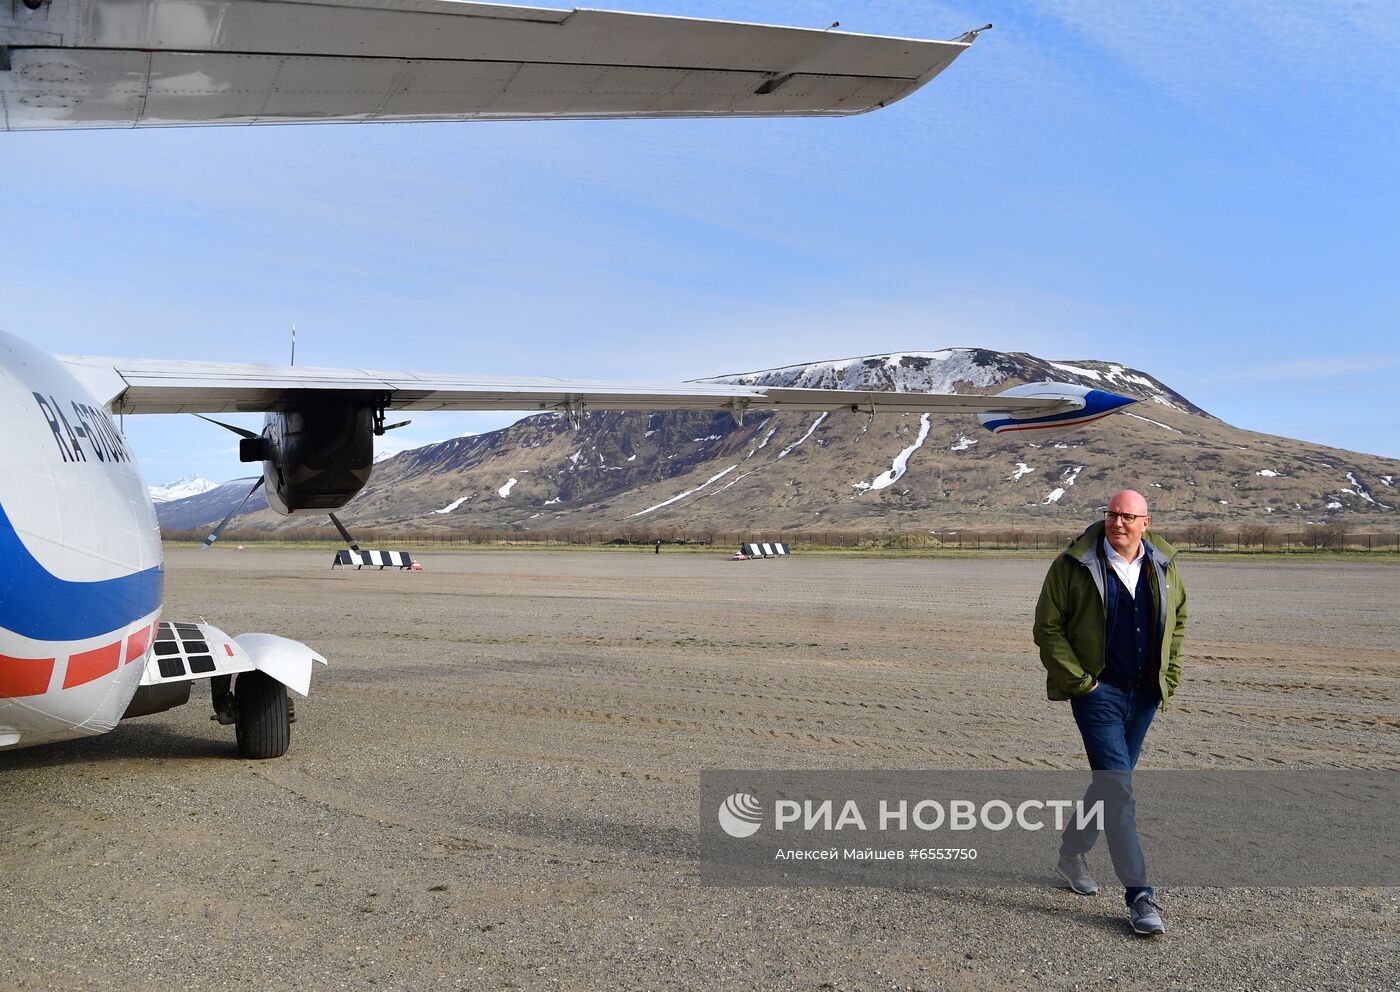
[{"left": 0, "top": 330, "right": 163, "bottom": 749}]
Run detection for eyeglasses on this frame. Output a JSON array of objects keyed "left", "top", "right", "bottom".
[{"left": 1105, "top": 511, "right": 1145, "bottom": 524}]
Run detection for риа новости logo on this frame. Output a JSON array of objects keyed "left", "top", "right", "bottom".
[{"left": 718, "top": 792, "right": 763, "bottom": 838}]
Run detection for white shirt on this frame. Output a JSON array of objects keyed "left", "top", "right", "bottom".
[{"left": 1103, "top": 537, "right": 1145, "bottom": 598}]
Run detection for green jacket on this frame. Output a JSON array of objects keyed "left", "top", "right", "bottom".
[{"left": 1033, "top": 522, "right": 1188, "bottom": 707}]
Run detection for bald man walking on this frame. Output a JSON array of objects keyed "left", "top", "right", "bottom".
[{"left": 1033, "top": 490, "right": 1187, "bottom": 936}]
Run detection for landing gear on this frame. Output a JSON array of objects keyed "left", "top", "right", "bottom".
[
  {"left": 210, "top": 674, "right": 237, "bottom": 725},
  {"left": 234, "top": 670, "right": 291, "bottom": 759}
]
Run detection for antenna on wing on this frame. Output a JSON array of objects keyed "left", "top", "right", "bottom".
[
  {"left": 950, "top": 24, "right": 993, "bottom": 43},
  {"left": 290, "top": 323, "right": 297, "bottom": 366}
]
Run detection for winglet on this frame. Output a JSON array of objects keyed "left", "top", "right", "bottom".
[{"left": 977, "top": 382, "right": 1136, "bottom": 435}]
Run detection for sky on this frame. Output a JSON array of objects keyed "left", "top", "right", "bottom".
[{"left": 4, "top": 0, "right": 1398, "bottom": 485}]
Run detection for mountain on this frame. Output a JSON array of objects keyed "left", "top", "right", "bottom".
[
  {"left": 154, "top": 349, "right": 1400, "bottom": 536},
  {"left": 154, "top": 478, "right": 267, "bottom": 530},
  {"left": 148, "top": 474, "right": 221, "bottom": 503}
]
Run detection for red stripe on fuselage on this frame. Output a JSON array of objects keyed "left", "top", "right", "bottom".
[
  {"left": 1, "top": 617, "right": 158, "bottom": 697},
  {"left": 993, "top": 411, "right": 1115, "bottom": 433},
  {"left": 125, "top": 622, "right": 156, "bottom": 664},
  {"left": 64, "top": 642, "right": 121, "bottom": 689},
  {"left": 0, "top": 655, "right": 55, "bottom": 698}
]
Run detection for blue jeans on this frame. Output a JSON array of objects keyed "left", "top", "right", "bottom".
[{"left": 1060, "top": 681, "right": 1158, "bottom": 905}]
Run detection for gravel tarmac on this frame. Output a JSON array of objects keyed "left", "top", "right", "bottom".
[{"left": 2, "top": 548, "right": 1397, "bottom": 991}]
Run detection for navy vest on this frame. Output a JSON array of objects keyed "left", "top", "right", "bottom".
[{"left": 1101, "top": 548, "right": 1158, "bottom": 693}]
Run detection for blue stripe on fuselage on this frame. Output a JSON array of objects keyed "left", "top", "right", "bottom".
[{"left": 0, "top": 500, "right": 162, "bottom": 642}]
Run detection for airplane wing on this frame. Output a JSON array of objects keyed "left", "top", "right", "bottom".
[
  {"left": 58, "top": 355, "right": 1081, "bottom": 418},
  {"left": 0, "top": 0, "right": 980, "bottom": 131}
]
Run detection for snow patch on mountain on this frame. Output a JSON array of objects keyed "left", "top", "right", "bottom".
[
  {"left": 1347, "top": 472, "right": 1379, "bottom": 505},
  {"left": 1122, "top": 412, "right": 1179, "bottom": 433},
  {"left": 1048, "top": 361, "right": 1099, "bottom": 380},
  {"left": 434, "top": 495, "right": 474, "bottom": 514},
  {"left": 705, "top": 469, "right": 758, "bottom": 498},
  {"left": 1043, "top": 466, "right": 1083, "bottom": 504},
  {"left": 1010, "top": 463, "right": 1034, "bottom": 481},
  {"left": 712, "top": 351, "right": 990, "bottom": 393},
  {"left": 748, "top": 422, "right": 780, "bottom": 459},
  {"left": 498, "top": 478, "right": 518, "bottom": 498},
  {"left": 1256, "top": 469, "right": 1281, "bottom": 477},
  {"left": 950, "top": 435, "right": 978, "bottom": 452},
  {"left": 632, "top": 465, "right": 737, "bottom": 516},
  {"left": 777, "top": 412, "right": 828, "bottom": 459},
  {"left": 1049, "top": 361, "right": 1158, "bottom": 391},
  {"left": 149, "top": 475, "right": 220, "bottom": 503},
  {"left": 870, "top": 414, "right": 931, "bottom": 492}
]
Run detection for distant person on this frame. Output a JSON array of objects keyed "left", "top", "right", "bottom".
[
  {"left": 1033, "top": 489, "right": 1187, "bottom": 936},
  {"left": 655, "top": 539, "right": 662, "bottom": 554}
]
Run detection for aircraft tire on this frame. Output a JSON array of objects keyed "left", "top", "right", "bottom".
[{"left": 234, "top": 670, "right": 291, "bottom": 759}]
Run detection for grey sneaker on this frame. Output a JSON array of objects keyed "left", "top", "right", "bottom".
[
  {"left": 1129, "top": 894, "right": 1165, "bottom": 936},
  {"left": 1056, "top": 853, "right": 1099, "bottom": 895}
]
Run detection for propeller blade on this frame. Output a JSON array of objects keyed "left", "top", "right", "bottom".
[
  {"left": 194, "top": 413, "right": 259, "bottom": 440},
  {"left": 328, "top": 512, "right": 359, "bottom": 551},
  {"left": 202, "top": 477, "right": 265, "bottom": 549}
]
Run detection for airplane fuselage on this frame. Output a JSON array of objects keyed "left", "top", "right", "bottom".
[{"left": 0, "top": 329, "right": 163, "bottom": 749}]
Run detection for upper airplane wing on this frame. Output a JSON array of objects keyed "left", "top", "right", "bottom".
[
  {"left": 0, "top": 0, "right": 980, "bottom": 131},
  {"left": 58, "top": 356, "right": 1082, "bottom": 418}
]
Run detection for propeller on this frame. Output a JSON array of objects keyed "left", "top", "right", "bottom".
[
  {"left": 194, "top": 413, "right": 259, "bottom": 439},
  {"left": 328, "top": 512, "right": 360, "bottom": 552},
  {"left": 203, "top": 477, "right": 264, "bottom": 549}
]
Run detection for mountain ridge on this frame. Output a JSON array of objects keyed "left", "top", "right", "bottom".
[
  {"left": 154, "top": 348, "right": 1398, "bottom": 535},
  {"left": 148, "top": 474, "right": 221, "bottom": 503}
]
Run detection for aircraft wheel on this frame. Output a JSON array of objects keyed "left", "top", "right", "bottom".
[{"left": 234, "top": 670, "right": 291, "bottom": 759}]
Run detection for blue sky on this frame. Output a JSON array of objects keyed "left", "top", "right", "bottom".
[{"left": 4, "top": 0, "right": 1397, "bottom": 484}]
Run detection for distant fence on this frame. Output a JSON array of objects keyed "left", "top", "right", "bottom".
[{"left": 163, "top": 524, "right": 1400, "bottom": 553}]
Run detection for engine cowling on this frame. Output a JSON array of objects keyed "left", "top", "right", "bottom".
[
  {"left": 976, "top": 382, "right": 1135, "bottom": 437},
  {"left": 240, "top": 396, "right": 376, "bottom": 514}
]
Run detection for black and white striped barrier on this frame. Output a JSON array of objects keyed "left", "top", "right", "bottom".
[
  {"left": 740, "top": 543, "right": 790, "bottom": 558},
  {"left": 332, "top": 549, "right": 415, "bottom": 570}
]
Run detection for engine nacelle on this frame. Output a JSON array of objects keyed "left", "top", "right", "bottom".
[
  {"left": 240, "top": 396, "right": 376, "bottom": 514},
  {"left": 977, "top": 382, "right": 1135, "bottom": 437}
]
